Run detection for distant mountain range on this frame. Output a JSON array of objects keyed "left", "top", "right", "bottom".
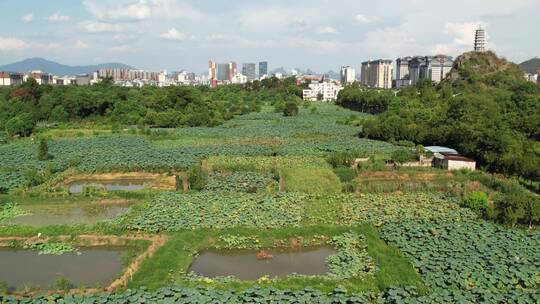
[
  {"left": 519, "top": 57, "right": 540, "bottom": 74},
  {"left": 0, "top": 58, "right": 135, "bottom": 76}
]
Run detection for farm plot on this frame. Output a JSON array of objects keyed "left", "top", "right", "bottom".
[
  {"left": 280, "top": 168, "right": 342, "bottom": 194},
  {"left": 126, "top": 192, "right": 306, "bottom": 232},
  {"left": 381, "top": 220, "right": 540, "bottom": 291},
  {"left": 208, "top": 156, "right": 330, "bottom": 172},
  {"left": 337, "top": 193, "right": 476, "bottom": 226},
  {"left": 205, "top": 172, "right": 278, "bottom": 193}
]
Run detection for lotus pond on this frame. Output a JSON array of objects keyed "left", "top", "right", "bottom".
[
  {"left": 0, "top": 247, "right": 128, "bottom": 292},
  {"left": 189, "top": 247, "right": 335, "bottom": 280},
  {"left": 3, "top": 203, "right": 130, "bottom": 226}
]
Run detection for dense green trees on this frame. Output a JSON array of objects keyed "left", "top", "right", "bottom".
[
  {"left": 283, "top": 101, "right": 299, "bottom": 116},
  {"left": 5, "top": 114, "right": 35, "bottom": 137},
  {"left": 337, "top": 83, "right": 397, "bottom": 114},
  {"left": 343, "top": 52, "right": 540, "bottom": 181},
  {"left": 0, "top": 77, "right": 301, "bottom": 136}
]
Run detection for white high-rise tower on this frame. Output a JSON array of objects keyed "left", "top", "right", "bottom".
[{"left": 474, "top": 26, "right": 486, "bottom": 52}]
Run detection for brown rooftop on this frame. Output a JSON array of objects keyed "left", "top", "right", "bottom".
[{"left": 443, "top": 154, "right": 475, "bottom": 162}]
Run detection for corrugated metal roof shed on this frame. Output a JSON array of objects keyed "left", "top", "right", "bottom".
[{"left": 425, "top": 146, "right": 458, "bottom": 154}]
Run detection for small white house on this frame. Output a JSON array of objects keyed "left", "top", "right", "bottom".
[{"left": 433, "top": 153, "right": 476, "bottom": 171}]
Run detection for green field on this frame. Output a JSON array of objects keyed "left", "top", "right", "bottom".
[{"left": 0, "top": 103, "right": 539, "bottom": 303}]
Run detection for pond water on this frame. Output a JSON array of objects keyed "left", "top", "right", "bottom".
[
  {"left": 189, "top": 247, "right": 335, "bottom": 280},
  {"left": 0, "top": 247, "right": 127, "bottom": 291},
  {"left": 4, "top": 204, "right": 130, "bottom": 227},
  {"left": 68, "top": 179, "right": 150, "bottom": 193}
]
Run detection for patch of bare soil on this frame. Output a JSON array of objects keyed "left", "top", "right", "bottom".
[{"left": 93, "top": 199, "right": 136, "bottom": 206}]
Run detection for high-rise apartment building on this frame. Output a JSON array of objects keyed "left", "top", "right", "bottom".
[
  {"left": 427, "top": 55, "right": 454, "bottom": 83},
  {"left": 395, "top": 57, "right": 413, "bottom": 88},
  {"left": 396, "top": 57, "right": 412, "bottom": 81},
  {"left": 97, "top": 68, "right": 159, "bottom": 82},
  {"left": 340, "top": 66, "right": 356, "bottom": 85},
  {"left": 242, "top": 63, "right": 257, "bottom": 81},
  {"left": 258, "top": 61, "right": 268, "bottom": 78},
  {"left": 360, "top": 60, "right": 393, "bottom": 89},
  {"left": 216, "top": 63, "right": 231, "bottom": 81},
  {"left": 407, "top": 55, "right": 453, "bottom": 85},
  {"left": 408, "top": 56, "right": 427, "bottom": 85},
  {"left": 209, "top": 60, "right": 237, "bottom": 87},
  {"left": 474, "top": 26, "right": 486, "bottom": 52}
]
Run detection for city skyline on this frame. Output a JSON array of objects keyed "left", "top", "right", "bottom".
[{"left": 0, "top": 0, "right": 539, "bottom": 73}]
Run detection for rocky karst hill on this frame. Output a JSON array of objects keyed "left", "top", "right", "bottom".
[{"left": 444, "top": 51, "right": 524, "bottom": 87}]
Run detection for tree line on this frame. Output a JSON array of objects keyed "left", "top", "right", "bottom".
[{"left": 0, "top": 76, "right": 302, "bottom": 137}]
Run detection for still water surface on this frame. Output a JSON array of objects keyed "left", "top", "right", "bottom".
[
  {"left": 4, "top": 204, "right": 129, "bottom": 226},
  {"left": 68, "top": 179, "right": 149, "bottom": 193},
  {"left": 189, "top": 247, "right": 335, "bottom": 280},
  {"left": 0, "top": 247, "right": 126, "bottom": 291}
]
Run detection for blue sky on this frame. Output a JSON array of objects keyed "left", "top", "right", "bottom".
[{"left": 0, "top": 0, "right": 539, "bottom": 73}]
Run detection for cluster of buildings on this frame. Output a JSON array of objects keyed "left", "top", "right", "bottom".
[
  {"left": 94, "top": 68, "right": 207, "bottom": 87},
  {"left": 0, "top": 70, "right": 91, "bottom": 86},
  {"left": 393, "top": 55, "right": 454, "bottom": 88},
  {"left": 355, "top": 54, "right": 454, "bottom": 89},
  {"left": 208, "top": 61, "right": 268, "bottom": 87},
  {"left": 1, "top": 27, "right": 538, "bottom": 97}
]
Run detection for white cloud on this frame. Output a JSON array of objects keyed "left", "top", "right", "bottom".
[
  {"left": 73, "top": 40, "right": 89, "bottom": 49},
  {"left": 37, "top": 42, "right": 62, "bottom": 50},
  {"left": 48, "top": 12, "right": 71, "bottom": 22},
  {"left": 432, "top": 44, "right": 451, "bottom": 55},
  {"left": 78, "top": 21, "right": 126, "bottom": 33},
  {"left": 21, "top": 13, "right": 34, "bottom": 23},
  {"left": 206, "top": 34, "right": 227, "bottom": 42},
  {"left": 362, "top": 26, "right": 418, "bottom": 58},
  {"left": 445, "top": 21, "right": 487, "bottom": 46},
  {"left": 148, "top": 0, "right": 204, "bottom": 20},
  {"left": 316, "top": 26, "right": 338, "bottom": 34},
  {"left": 355, "top": 14, "right": 378, "bottom": 24},
  {"left": 84, "top": 0, "right": 152, "bottom": 21},
  {"left": 0, "top": 37, "right": 26, "bottom": 50},
  {"left": 433, "top": 21, "right": 488, "bottom": 55},
  {"left": 160, "top": 28, "right": 186, "bottom": 41}
]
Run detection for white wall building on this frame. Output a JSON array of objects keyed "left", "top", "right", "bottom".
[
  {"left": 302, "top": 81, "right": 343, "bottom": 102},
  {"left": 0, "top": 72, "right": 23, "bottom": 86},
  {"left": 524, "top": 73, "right": 538, "bottom": 83},
  {"left": 427, "top": 55, "right": 454, "bottom": 83},
  {"left": 23, "top": 71, "right": 53, "bottom": 85},
  {"left": 231, "top": 73, "right": 248, "bottom": 84},
  {"left": 340, "top": 66, "right": 356, "bottom": 85},
  {"left": 434, "top": 154, "right": 476, "bottom": 171}
]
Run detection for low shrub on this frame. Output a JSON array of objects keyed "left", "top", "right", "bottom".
[
  {"left": 390, "top": 149, "right": 415, "bottom": 165},
  {"left": 327, "top": 151, "right": 361, "bottom": 168},
  {"left": 50, "top": 276, "right": 73, "bottom": 291},
  {"left": 188, "top": 165, "right": 208, "bottom": 190},
  {"left": 283, "top": 102, "right": 299, "bottom": 117},
  {"left": 333, "top": 167, "right": 357, "bottom": 183},
  {"left": 461, "top": 191, "right": 489, "bottom": 213}
]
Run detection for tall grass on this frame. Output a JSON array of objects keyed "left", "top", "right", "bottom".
[{"left": 280, "top": 167, "right": 342, "bottom": 194}]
